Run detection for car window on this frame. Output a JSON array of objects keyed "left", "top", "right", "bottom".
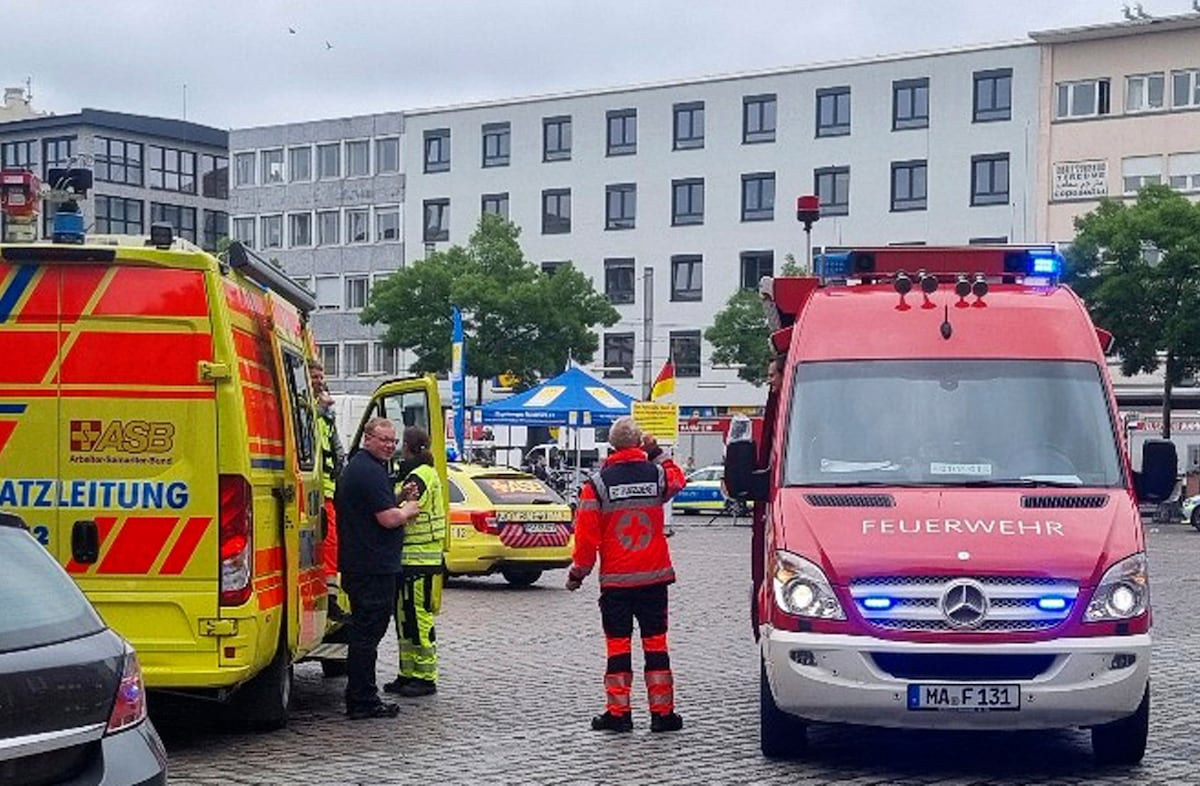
[
  {"left": 472, "top": 475, "right": 564, "bottom": 505},
  {"left": 0, "top": 528, "right": 105, "bottom": 654},
  {"left": 448, "top": 479, "right": 466, "bottom": 504}
]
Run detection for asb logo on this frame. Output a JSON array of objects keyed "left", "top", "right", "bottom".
[{"left": 70, "top": 420, "right": 175, "bottom": 454}]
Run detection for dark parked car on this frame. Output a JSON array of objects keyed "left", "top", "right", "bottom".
[{"left": 0, "top": 512, "right": 167, "bottom": 785}]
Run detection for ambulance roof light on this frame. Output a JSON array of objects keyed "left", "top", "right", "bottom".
[{"left": 149, "top": 222, "right": 174, "bottom": 250}]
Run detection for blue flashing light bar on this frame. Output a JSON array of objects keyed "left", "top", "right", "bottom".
[
  {"left": 817, "top": 252, "right": 852, "bottom": 281},
  {"left": 861, "top": 596, "right": 894, "bottom": 611},
  {"left": 1026, "top": 249, "right": 1064, "bottom": 276},
  {"left": 1037, "top": 596, "right": 1069, "bottom": 612}
]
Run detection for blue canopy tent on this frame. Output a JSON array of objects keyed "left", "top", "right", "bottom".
[{"left": 476, "top": 365, "right": 637, "bottom": 479}]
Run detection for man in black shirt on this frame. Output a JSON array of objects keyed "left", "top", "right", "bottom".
[{"left": 335, "top": 417, "right": 421, "bottom": 720}]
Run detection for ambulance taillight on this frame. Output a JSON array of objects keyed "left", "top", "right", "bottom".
[{"left": 219, "top": 474, "right": 254, "bottom": 606}]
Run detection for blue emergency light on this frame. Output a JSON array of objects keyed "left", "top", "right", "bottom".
[
  {"left": 861, "top": 596, "right": 895, "bottom": 611},
  {"left": 1004, "top": 248, "right": 1064, "bottom": 278},
  {"left": 1036, "top": 596, "right": 1069, "bottom": 612}
]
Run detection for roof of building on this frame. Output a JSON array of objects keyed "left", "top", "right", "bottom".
[
  {"left": 0, "top": 108, "right": 226, "bottom": 148},
  {"left": 1030, "top": 11, "right": 1200, "bottom": 44}
]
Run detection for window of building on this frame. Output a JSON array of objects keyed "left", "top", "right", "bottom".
[
  {"left": 543, "top": 115, "right": 571, "bottom": 161},
  {"left": 1122, "top": 155, "right": 1163, "bottom": 194},
  {"left": 342, "top": 140, "right": 368, "bottom": 177},
  {"left": 232, "top": 216, "right": 255, "bottom": 247},
  {"left": 202, "top": 210, "right": 228, "bottom": 252},
  {"left": 670, "top": 255, "right": 703, "bottom": 302},
  {"left": 606, "top": 109, "right": 637, "bottom": 156},
  {"left": 315, "top": 277, "right": 340, "bottom": 311},
  {"left": 150, "top": 202, "right": 197, "bottom": 244},
  {"left": 671, "top": 178, "right": 704, "bottom": 226},
  {"left": 541, "top": 188, "right": 571, "bottom": 234},
  {"left": 42, "top": 137, "right": 75, "bottom": 181},
  {"left": 346, "top": 208, "right": 369, "bottom": 244},
  {"left": 1173, "top": 69, "right": 1200, "bottom": 108},
  {"left": 376, "top": 206, "right": 400, "bottom": 241},
  {"left": 345, "top": 275, "right": 369, "bottom": 310},
  {"left": 816, "top": 87, "right": 851, "bottom": 137},
  {"left": 604, "top": 258, "right": 636, "bottom": 304},
  {"left": 261, "top": 148, "right": 284, "bottom": 184},
  {"left": 317, "top": 210, "right": 339, "bottom": 245},
  {"left": 891, "top": 159, "right": 928, "bottom": 211},
  {"left": 1167, "top": 152, "right": 1200, "bottom": 192},
  {"left": 971, "top": 154, "right": 1010, "bottom": 206},
  {"left": 259, "top": 214, "right": 282, "bottom": 248},
  {"left": 606, "top": 183, "right": 636, "bottom": 230},
  {"left": 1056, "top": 79, "right": 1111, "bottom": 119},
  {"left": 740, "top": 251, "right": 774, "bottom": 291},
  {"left": 1, "top": 140, "right": 36, "bottom": 169},
  {"left": 815, "top": 166, "right": 850, "bottom": 216},
  {"left": 974, "top": 69, "right": 1012, "bottom": 122},
  {"left": 200, "top": 154, "right": 228, "bottom": 198},
  {"left": 344, "top": 343, "right": 369, "bottom": 376},
  {"left": 288, "top": 212, "right": 312, "bottom": 246},
  {"left": 743, "top": 94, "right": 776, "bottom": 144},
  {"left": 669, "top": 331, "right": 702, "bottom": 378},
  {"left": 893, "top": 78, "right": 930, "bottom": 130},
  {"left": 94, "top": 195, "right": 143, "bottom": 235},
  {"left": 482, "top": 122, "right": 511, "bottom": 168},
  {"left": 234, "top": 152, "right": 255, "bottom": 187},
  {"left": 741, "top": 172, "right": 775, "bottom": 221},
  {"left": 316, "top": 143, "right": 340, "bottom": 178},
  {"left": 148, "top": 146, "right": 196, "bottom": 193},
  {"left": 1126, "top": 73, "right": 1166, "bottom": 113},
  {"left": 481, "top": 192, "right": 509, "bottom": 220},
  {"left": 673, "top": 102, "right": 705, "bottom": 150},
  {"left": 541, "top": 261, "right": 568, "bottom": 276},
  {"left": 603, "top": 333, "right": 634, "bottom": 378},
  {"left": 376, "top": 138, "right": 400, "bottom": 174},
  {"left": 424, "top": 129, "right": 451, "bottom": 173},
  {"left": 374, "top": 342, "right": 398, "bottom": 376},
  {"left": 317, "top": 344, "right": 339, "bottom": 377},
  {"left": 93, "top": 137, "right": 143, "bottom": 186},
  {"left": 288, "top": 146, "right": 311, "bottom": 182},
  {"left": 424, "top": 198, "right": 449, "bottom": 242}
]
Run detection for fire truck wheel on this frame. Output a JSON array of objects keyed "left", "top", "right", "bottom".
[
  {"left": 760, "top": 658, "right": 807, "bottom": 759},
  {"left": 231, "top": 639, "right": 293, "bottom": 730},
  {"left": 1090, "top": 683, "right": 1149, "bottom": 765},
  {"left": 501, "top": 568, "right": 542, "bottom": 587}
]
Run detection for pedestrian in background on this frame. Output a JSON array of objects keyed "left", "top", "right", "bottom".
[
  {"left": 566, "top": 416, "right": 686, "bottom": 733},
  {"left": 384, "top": 426, "right": 448, "bottom": 697},
  {"left": 335, "top": 417, "right": 420, "bottom": 720},
  {"left": 310, "top": 361, "right": 347, "bottom": 618}
]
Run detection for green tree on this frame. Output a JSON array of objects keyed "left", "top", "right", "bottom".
[
  {"left": 361, "top": 214, "right": 619, "bottom": 400},
  {"left": 704, "top": 254, "right": 805, "bottom": 386},
  {"left": 1069, "top": 184, "right": 1200, "bottom": 438}
]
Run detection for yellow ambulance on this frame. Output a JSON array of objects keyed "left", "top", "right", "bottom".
[{"left": 0, "top": 230, "right": 443, "bottom": 728}]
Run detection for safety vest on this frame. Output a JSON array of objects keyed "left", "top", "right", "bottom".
[
  {"left": 316, "top": 414, "right": 339, "bottom": 499},
  {"left": 400, "top": 463, "right": 447, "bottom": 572}
]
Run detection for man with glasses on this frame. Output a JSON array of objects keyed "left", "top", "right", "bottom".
[{"left": 335, "top": 417, "right": 421, "bottom": 720}]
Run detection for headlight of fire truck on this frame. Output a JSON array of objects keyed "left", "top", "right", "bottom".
[
  {"left": 1084, "top": 552, "right": 1149, "bottom": 622},
  {"left": 771, "top": 550, "right": 845, "bottom": 620}
]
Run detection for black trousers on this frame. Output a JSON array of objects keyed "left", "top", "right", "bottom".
[
  {"left": 598, "top": 584, "right": 670, "bottom": 673},
  {"left": 342, "top": 571, "right": 399, "bottom": 710}
]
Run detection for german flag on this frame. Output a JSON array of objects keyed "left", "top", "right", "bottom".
[{"left": 650, "top": 359, "right": 675, "bottom": 401}]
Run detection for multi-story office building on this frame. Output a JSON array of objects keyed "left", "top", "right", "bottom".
[
  {"left": 229, "top": 114, "right": 405, "bottom": 394},
  {"left": 401, "top": 42, "right": 1042, "bottom": 408},
  {"left": 1033, "top": 12, "right": 1200, "bottom": 242},
  {"left": 0, "top": 107, "right": 228, "bottom": 250}
]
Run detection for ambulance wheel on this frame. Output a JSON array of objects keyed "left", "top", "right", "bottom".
[
  {"left": 321, "top": 659, "right": 348, "bottom": 678},
  {"left": 1091, "top": 683, "right": 1149, "bottom": 765},
  {"left": 760, "top": 659, "right": 807, "bottom": 759},
  {"left": 232, "top": 640, "right": 293, "bottom": 730},
  {"left": 501, "top": 568, "right": 542, "bottom": 587}
]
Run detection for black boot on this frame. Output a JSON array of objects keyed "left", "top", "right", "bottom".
[
  {"left": 590, "top": 711, "right": 633, "bottom": 732},
  {"left": 650, "top": 712, "right": 683, "bottom": 732},
  {"left": 382, "top": 677, "right": 411, "bottom": 694},
  {"left": 397, "top": 679, "right": 437, "bottom": 697}
]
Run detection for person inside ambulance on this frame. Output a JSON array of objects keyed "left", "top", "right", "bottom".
[{"left": 311, "top": 361, "right": 348, "bottom": 619}]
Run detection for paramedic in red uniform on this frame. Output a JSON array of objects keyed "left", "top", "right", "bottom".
[{"left": 565, "top": 416, "right": 686, "bottom": 733}]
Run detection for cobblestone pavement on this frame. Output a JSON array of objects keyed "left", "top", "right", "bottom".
[{"left": 160, "top": 521, "right": 1198, "bottom": 785}]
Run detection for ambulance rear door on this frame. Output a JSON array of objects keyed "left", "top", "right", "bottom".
[{"left": 57, "top": 259, "right": 221, "bottom": 674}]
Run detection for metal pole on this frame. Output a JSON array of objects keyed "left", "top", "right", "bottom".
[
  {"left": 805, "top": 226, "right": 813, "bottom": 274},
  {"left": 642, "top": 266, "right": 654, "bottom": 400}
]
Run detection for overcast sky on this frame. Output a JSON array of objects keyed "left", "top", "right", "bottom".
[{"left": 5, "top": 1, "right": 1187, "bottom": 130}]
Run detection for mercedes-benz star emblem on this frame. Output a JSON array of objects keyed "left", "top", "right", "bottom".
[{"left": 940, "top": 580, "right": 988, "bottom": 629}]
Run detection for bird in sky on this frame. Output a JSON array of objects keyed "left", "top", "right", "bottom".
[
  {"left": 325, "top": 40, "right": 333, "bottom": 50},
  {"left": 288, "top": 27, "right": 296, "bottom": 34}
]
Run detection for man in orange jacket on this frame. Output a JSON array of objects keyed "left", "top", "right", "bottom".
[{"left": 566, "top": 415, "right": 686, "bottom": 733}]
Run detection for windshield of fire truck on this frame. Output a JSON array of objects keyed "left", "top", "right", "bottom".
[{"left": 783, "top": 359, "right": 1123, "bottom": 487}]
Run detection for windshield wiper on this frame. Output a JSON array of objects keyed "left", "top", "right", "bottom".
[{"left": 961, "top": 477, "right": 1084, "bottom": 488}]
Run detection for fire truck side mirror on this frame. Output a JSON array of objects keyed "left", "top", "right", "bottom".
[{"left": 724, "top": 415, "right": 768, "bottom": 502}]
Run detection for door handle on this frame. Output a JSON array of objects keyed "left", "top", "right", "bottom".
[
  {"left": 71, "top": 520, "right": 100, "bottom": 564},
  {"left": 273, "top": 485, "right": 297, "bottom": 503}
]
